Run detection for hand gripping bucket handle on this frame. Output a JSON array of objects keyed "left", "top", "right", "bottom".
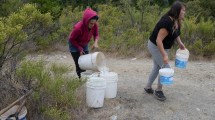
[
  {"left": 159, "top": 64, "right": 174, "bottom": 85},
  {"left": 161, "top": 64, "right": 170, "bottom": 69}
]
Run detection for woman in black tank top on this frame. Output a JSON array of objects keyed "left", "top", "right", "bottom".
[{"left": 144, "top": 1, "right": 186, "bottom": 101}]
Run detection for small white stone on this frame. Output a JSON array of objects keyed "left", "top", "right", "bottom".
[
  {"left": 110, "top": 115, "right": 117, "bottom": 120},
  {"left": 131, "top": 58, "right": 137, "bottom": 61},
  {"left": 196, "top": 108, "right": 200, "bottom": 111}
]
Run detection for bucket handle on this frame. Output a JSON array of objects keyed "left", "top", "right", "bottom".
[{"left": 161, "top": 64, "right": 170, "bottom": 69}]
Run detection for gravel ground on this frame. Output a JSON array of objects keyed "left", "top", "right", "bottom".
[{"left": 30, "top": 52, "right": 215, "bottom": 120}]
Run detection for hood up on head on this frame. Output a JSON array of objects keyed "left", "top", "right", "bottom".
[{"left": 82, "top": 8, "right": 98, "bottom": 26}]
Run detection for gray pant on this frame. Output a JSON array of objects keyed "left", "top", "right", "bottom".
[{"left": 146, "top": 40, "right": 170, "bottom": 88}]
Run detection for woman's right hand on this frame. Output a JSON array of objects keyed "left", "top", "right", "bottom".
[
  {"left": 163, "top": 55, "right": 169, "bottom": 64},
  {"left": 80, "top": 51, "right": 85, "bottom": 55}
]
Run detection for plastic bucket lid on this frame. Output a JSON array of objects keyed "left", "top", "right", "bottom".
[
  {"left": 176, "top": 48, "right": 189, "bottom": 58},
  {"left": 176, "top": 54, "right": 189, "bottom": 60},
  {"left": 159, "top": 68, "right": 174, "bottom": 76},
  {"left": 176, "top": 48, "right": 189, "bottom": 55}
]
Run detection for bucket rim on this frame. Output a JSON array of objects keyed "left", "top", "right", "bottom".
[
  {"left": 0, "top": 105, "right": 27, "bottom": 119},
  {"left": 159, "top": 68, "right": 174, "bottom": 74}
]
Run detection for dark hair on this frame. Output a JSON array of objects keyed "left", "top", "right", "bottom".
[
  {"left": 166, "top": 1, "right": 186, "bottom": 28},
  {"left": 167, "top": 1, "right": 186, "bottom": 20},
  {"left": 90, "top": 15, "right": 99, "bottom": 21}
]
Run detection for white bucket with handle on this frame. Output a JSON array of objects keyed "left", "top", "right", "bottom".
[
  {"left": 86, "top": 76, "right": 106, "bottom": 108},
  {"left": 100, "top": 71, "right": 118, "bottom": 99},
  {"left": 159, "top": 67, "right": 174, "bottom": 85},
  {"left": 78, "top": 52, "right": 106, "bottom": 71},
  {"left": 175, "top": 49, "right": 189, "bottom": 69}
]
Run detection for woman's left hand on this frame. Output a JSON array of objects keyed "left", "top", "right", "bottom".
[
  {"left": 92, "top": 42, "right": 99, "bottom": 49},
  {"left": 176, "top": 37, "right": 185, "bottom": 50},
  {"left": 179, "top": 43, "right": 185, "bottom": 50}
]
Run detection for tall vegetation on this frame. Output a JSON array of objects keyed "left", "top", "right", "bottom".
[
  {"left": 16, "top": 60, "right": 85, "bottom": 119},
  {"left": 0, "top": 3, "right": 53, "bottom": 75},
  {"left": 0, "top": 0, "right": 215, "bottom": 119}
]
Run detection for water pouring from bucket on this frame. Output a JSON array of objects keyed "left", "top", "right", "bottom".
[{"left": 175, "top": 48, "right": 189, "bottom": 69}]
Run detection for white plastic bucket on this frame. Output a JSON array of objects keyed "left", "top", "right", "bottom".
[
  {"left": 86, "top": 76, "right": 106, "bottom": 108},
  {"left": 159, "top": 68, "right": 174, "bottom": 85},
  {"left": 175, "top": 49, "right": 189, "bottom": 69},
  {"left": 0, "top": 105, "right": 27, "bottom": 120},
  {"left": 78, "top": 52, "right": 106, "bottom": 71},
  {"left": 100, "top": 72, "right": 118, "bottom": 99}
]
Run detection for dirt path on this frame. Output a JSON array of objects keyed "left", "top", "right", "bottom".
[{"left": 32, "top": 52, "right": 215, "bottom": 120}]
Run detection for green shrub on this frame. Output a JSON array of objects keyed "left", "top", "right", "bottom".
[
  {"left": 16, "top": 60, "right": 85, "bottom": 119},
  {"left": 186, "top": 0, "right": 203, "bottom": 18},
  {"left": 188, "top": 39, "right": 203, "bottom": 56},
  {"left": 196, "top": 17, "right": 215, "bottom": 44},
  {"left": 203, "top": 40, "right": 215, "bottom": 57},
  {"left": 182, "top": 17, "right": 198, "bottom": 45},
  {"left": 43, "top": 107, "right": 69, "bottom": 120}
]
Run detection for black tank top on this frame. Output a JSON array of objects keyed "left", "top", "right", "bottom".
[{"left": 149, "top": 15, "right": 180, "bottom": 49}]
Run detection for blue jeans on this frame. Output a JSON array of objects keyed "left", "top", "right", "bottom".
[{"left": 70, "top": 51, "right": 89, "bottom": 78}]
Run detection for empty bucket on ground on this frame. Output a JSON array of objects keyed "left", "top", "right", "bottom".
[
  {"left": 78, "top": 52, "right": 106, "bottom": 71},
  {"left": 100, "top": 71, "right": 118, "bottom": 99},
  {"left": 175, "top": 49, "right": 189, "bottom": 69},
  {"left": 86, "top": 76, "right": 106, "bottom": 108},
  {"left": 0, "top": 105, "right": 27, "bottom": 120},
  {"left": 159, "top": 68, "right": 174, "bottom": 85}
]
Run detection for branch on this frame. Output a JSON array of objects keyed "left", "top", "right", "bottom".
[{"left": 0, "top": 89, "right": 33, "bottom": 116}]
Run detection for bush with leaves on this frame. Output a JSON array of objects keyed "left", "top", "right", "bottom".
[
  {"left": 0, "top": 3, "right": 53, "bottom": 110},
  {"left": 0, "top": 4, "right": 53, "bottom": 71},
  {"left": 16, "top": 60, "right": 85, "bottom": 120},
  {"left": 0, "top": 0, "right": 24, "bottom": 17},
  {"left": 182, "top": 17, "right": 215, "bottom": 57}
]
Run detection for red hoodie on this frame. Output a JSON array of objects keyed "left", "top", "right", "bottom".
[{"left": 69, "top": 8, "right": 99, "bottom": 52}]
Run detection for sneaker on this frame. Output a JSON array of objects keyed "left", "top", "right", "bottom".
[
  {"left": 154, "top": 90, "right": 166, "bottom": 101},
  {"left": 80, "top": 69, "right": 86, "bottom": 72},
  {"left": 144, "top": 88, "right": 154, "bottom": 94}
]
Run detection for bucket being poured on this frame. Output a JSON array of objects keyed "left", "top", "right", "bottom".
[
  {"left": 78, "top": 52, "right": 106, "bottom": 71},
  {"left": 159, "top": 68, "right": 174, "bottom": 85},
  {"left": 86, "top": 76, "right": 106, "bottom": 108},
  {"left": 0, "top": 105, "right": 27, "bottom": 120},
  {"left": 175, "top": 49, "right": 189, "bottom": 69}
]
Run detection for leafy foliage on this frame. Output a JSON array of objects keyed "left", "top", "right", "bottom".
[
  {"left": 1, "top": 0, "right": 215, "bottom": 119},
  {"left": 0, "top": 4, "right": 53, "bottom": 70},
  {"left": 0, "top": 0, "right": 23, "bottom": 17},
  {"left": 16, "top": 60, "right": 85, "bottom": 120}
]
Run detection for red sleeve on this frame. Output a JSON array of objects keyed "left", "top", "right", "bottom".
[
  {"left": 93, "top": 24, "right": 99, "bottom": 40},
  {"left": 69, "top": 28, "right": 83, "bottom": 52}
]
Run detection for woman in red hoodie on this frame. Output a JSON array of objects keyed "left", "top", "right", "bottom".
[{"left": 68, "top": 8, "right": 99, "bottom": 78}]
